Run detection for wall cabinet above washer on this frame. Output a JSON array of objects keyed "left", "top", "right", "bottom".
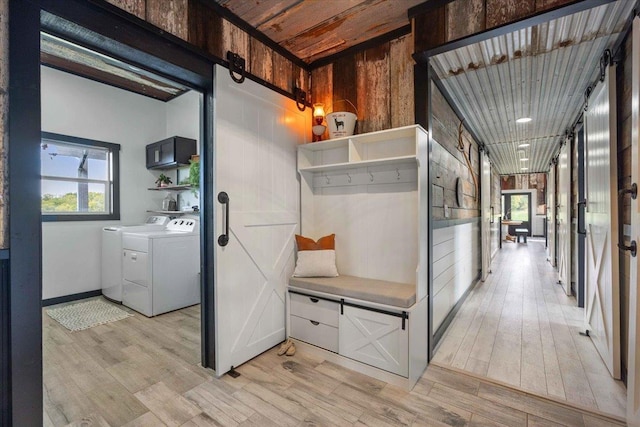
[{"left": 146, "top": 136, "right": 196, "bottom": 169}]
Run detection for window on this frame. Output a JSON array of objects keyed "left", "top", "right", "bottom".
[{"left": 41, "top": 132, "right": 120, "bottom": 221}]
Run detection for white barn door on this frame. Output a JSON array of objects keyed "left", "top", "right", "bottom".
[
  {"left": 213, "top": 65, "right": 308, "bottom": 376},
  {"left": 584, "top": 65, "right": 621, "bottom": 379},
  {"left": 557, "top": 141, "right": 572, "bottom": 295},
  {"left": 627, "top": 16, "right": 640, "bottom": 426},
  {"left": 547, "top": 167, "right": 556, "bottom": 267},
  {"left": 481, "top": 151, "right": 491, "bottom": 281}
]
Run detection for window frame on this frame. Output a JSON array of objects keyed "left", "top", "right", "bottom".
[{"left": 41, "top": 132, "right": 121, "bottom": 222}]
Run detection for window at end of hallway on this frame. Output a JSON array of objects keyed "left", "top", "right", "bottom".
[{"left": 41, "top": 132, "right": 120, "bottom": 221}]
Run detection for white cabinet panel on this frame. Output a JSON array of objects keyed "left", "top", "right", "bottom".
[{"left": 339, "top": 305, "right": 408, "bottom": 377}]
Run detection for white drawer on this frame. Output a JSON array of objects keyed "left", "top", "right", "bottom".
[
  {"left": 290, "top": 315, "right": 338, "bottom": 353},
  {"left": 290, "top": 293, "right": 339, "bottom": 327}
]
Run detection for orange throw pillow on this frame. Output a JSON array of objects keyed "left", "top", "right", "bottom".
[{"left": 295, "top": 234, "right": 335, "bottom": 251}]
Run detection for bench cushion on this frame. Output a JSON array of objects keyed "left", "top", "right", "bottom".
[{"left": 289, "top": 275, "right": 416, "bottom": 308}]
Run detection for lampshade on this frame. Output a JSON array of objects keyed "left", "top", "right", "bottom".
[{"left": 313, "top": 103, "right": 325, "bottom": 120}]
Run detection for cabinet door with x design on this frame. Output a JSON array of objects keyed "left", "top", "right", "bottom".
[{"left": 339, "top": 305, "right": 408, "bottom": 376}]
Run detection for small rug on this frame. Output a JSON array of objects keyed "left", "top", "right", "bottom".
[{"left": 46, "top": 299, "right": 133, "bottom": 332}]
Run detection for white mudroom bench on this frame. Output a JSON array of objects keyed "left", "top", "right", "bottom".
[{"left": 287, "top": 275, "right": 426, "bottom": 389}]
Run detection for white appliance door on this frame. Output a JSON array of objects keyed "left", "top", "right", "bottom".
[
  {"left": 584, "top": 65, "right": 621, "bottom": 379},
  {"left": 557, "top": 140, "right": 572, "bottom": 295},
  {"left": 547, "top": 166, "right": 556, "bottom": 267},
  {"left": 213, "top": 65, "right": 307, "bottom": 376},
  {"left": 628, "top": 16, "right": 640, "bottom": 426},
  {"left": 481, "top": 151, "right": 491, "bottom": 281}
]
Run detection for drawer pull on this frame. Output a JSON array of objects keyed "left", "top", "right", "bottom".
[
  {"left": 310, "top": 320, "right": 320, "bottom": 326},
  {"left": 309, "top": 297, "right": 319, "bottom": 303}
]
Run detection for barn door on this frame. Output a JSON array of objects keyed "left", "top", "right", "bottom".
[
  {"left": 627, "top": 16, "right": 640, "bottom": 426},
  {"left": 547, "top": 167, "right": 556, "bottom": 267},
  {"left": 481, "top": 151, "right": 491, "bottom": 281},
  {"left": 557, "top": 140, "right": 572, "bottom": 295},
  {"left": 213, "top": 65, "right": 307, "bottom": 376},
  {"left": 584, "top": 64, "right": 621, "bottom": 379}
]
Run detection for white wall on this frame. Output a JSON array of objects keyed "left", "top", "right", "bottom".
[
  {"left": 41, "top": 67, "right": 199, "bottom": 299},
  {"left": 432, "top": 221, "right": 481, "bottom": 330},
  {"left": 165, "top": 91, "right": 201, "bottom": 210}
]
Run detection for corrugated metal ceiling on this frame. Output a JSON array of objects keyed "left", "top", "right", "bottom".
[{"left": 431, "top": 0, "right": 635, "bottom": 175}]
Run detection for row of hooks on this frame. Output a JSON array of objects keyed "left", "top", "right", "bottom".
[{"left": 323, "top": 168, "right": 403, "bottom": 185}]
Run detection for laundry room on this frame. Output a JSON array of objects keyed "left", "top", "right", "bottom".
[{"left": 40, "top": 40, "right": 202, "bottom": 310}]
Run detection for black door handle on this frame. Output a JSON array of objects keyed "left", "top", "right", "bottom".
[
  {"left": 577, "top": 200, "right": 587, "bottom": 235},
  {"left": 490, "top": 206, "right": 494, "bottom": 224},
  {"left": 619, "top": 241, "right": 637, "bottom": 257},
  {"left": 218, "top": 192, "right": 229, "bottom": 246}
]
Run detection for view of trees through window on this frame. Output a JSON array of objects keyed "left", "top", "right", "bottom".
[
  {"left": 41, "top": 132, "right": 120, "bottom": 220},
  {"left": 509, "top": 194, "right": 529, "bottom": 221}
]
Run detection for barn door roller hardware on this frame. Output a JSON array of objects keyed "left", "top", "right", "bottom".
[
  {"left": 226, "top": 51, "right": 245, "bottom": 84},
  {"left": 294, "top": 86, "right": 307, "bottom": 111},
  {"left": 599, "top": 49, "right": 612, "bottom": 82}
]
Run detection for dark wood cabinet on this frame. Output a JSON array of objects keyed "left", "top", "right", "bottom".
[{"left": 146, "top": 136, "right": 196, "bottom": 169}]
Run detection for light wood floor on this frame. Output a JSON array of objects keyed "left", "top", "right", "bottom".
[
  {"left": 43, "top": 296, "right": 625, "bottom": 426},
  {"left": 433, "top": 239, "right": 627, "bottom": 418}
]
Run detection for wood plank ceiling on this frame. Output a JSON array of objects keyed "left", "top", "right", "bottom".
[
  {"left": 430, "top": 0, "right": 635, "bottom": 175},
  {"left": 213, "top": 0, "right": 424, "bottom": 64}
]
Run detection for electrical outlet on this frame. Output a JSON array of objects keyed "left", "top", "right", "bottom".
[{"left": 444, "top": 204, "right": 450, "bottom": 218}]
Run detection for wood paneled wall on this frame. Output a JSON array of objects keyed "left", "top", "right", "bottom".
[
  {"left": 310, "top": 34, "right": 414, "bottom": 138},
  {"left": 414, "top": 0, "right": 576, "bottom": 53},
  {"left": 0, "top": 0, "right": 7, "bottom": 249},
  {"left": 431, "top": 82, "right": 480, "bottom": 221},
  {"left": 106, "top": 0, "right": 309, "bottom": 96}
]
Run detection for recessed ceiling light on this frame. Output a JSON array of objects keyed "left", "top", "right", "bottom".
[
  {"left": 516, "top": 117, "right": 532, "bottom": 123},
  {"left": 520, "top": 158, "right": 529, "bottom": 161},
  {"left": 518, "top": 143, "right": 530, "bottom": 148},
  {"left": 521, "top": 167, "right": 529, "bottom": 171}
]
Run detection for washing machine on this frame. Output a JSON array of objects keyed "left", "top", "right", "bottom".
[
  {"left": 121, "top": 217, "right": 200, "bottom": 317},
  {"left": 101, "top": 215, "right": 170, "bottom": 302}
]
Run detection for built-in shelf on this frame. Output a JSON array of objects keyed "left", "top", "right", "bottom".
[
  {"left": 148, "top": 184, "right": 192, "bottom": 191},
  {"left": 298, "top": 155, "right": 417, "bottom": 174}
]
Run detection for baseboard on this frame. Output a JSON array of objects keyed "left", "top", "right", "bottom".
[
  {"left": 42, "top": 290, "right": 103, "bottom": 307},
  {"left": 433, "top": 273, "right": 481, "bottom": 348}
]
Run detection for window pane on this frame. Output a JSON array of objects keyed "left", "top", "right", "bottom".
[
  {"left": 42, "top": 180, "right": 107, "bottom": 213},
  {"left": 41, "top": 140, "right": 108, "bottom": 180},
  {"left": 510, "top": 195, "right": 529, "bottom": 221}
]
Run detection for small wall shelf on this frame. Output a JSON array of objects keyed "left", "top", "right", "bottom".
[{"left": 147, "top": 184, "right": 192, "bottom": 191}]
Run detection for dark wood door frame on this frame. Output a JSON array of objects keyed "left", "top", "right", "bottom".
[{"left": 6, "top": 1, "right": 216, "bottom": 424}]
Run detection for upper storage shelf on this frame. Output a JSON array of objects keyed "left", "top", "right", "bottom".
[{"left": 298, "top": 125, "right": 426, "bottom": 173}]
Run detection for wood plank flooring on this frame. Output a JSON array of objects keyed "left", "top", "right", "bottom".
[
  {"left": 44, "top": 295, "right": 625, "bottom": 426},
  {"left": 433, "top": 239, "right": 627, "bottom": 418}
]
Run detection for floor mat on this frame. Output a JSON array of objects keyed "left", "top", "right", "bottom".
[{"left": 46, "top": 298, "right": 133, "bottom": 331}]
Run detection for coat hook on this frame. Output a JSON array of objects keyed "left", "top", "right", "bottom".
[
  {"left": 396, "top": 168, "right": 400, "bottom": 180},
  {"left": 347, "top": 173, "right": 352, "bottom": 183},
  {"left": 369, "top": 172, "right": 374, "bottom": 182},
  {"left": 325, "top": 174, "right": 330, "bottom": 184}
]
